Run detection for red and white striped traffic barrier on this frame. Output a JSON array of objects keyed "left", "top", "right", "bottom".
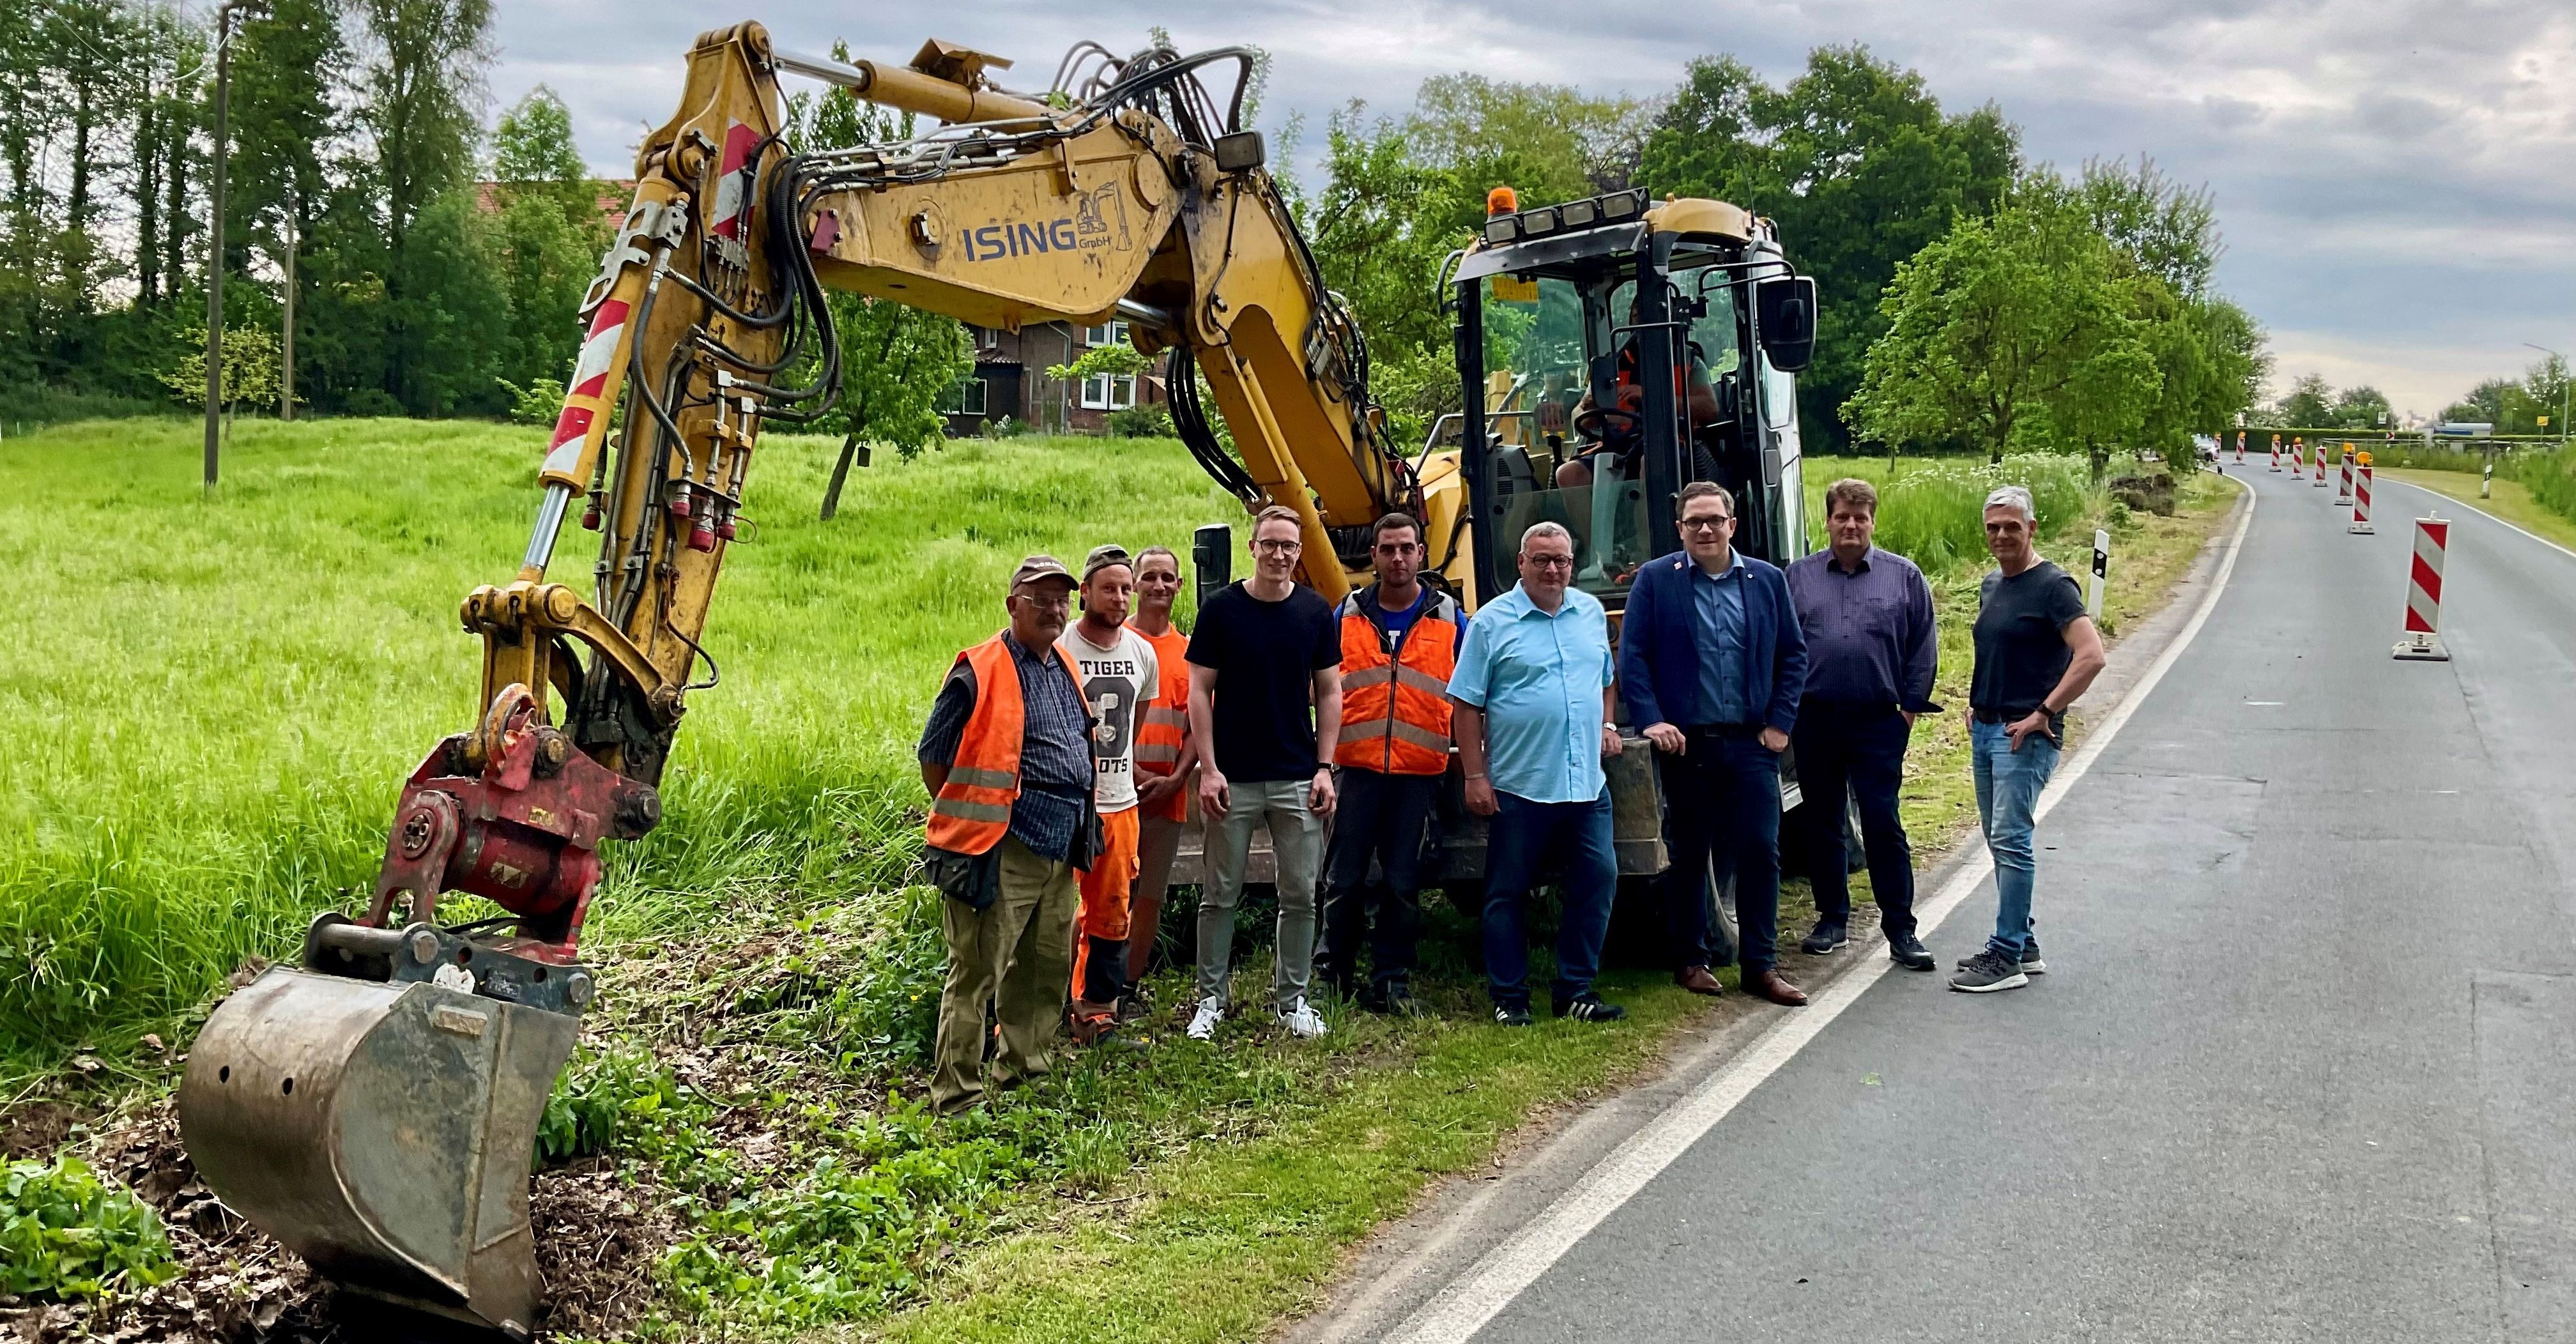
[
  {"left": 2349, "top": 464, "right": 2373, "bottom": 534},
  {"left": 2269, "top": 439, "right": 2282, "bottom": 471},
  {"left": 2336, "top": 445, "right": 2354, "bottom": 504},
  {"left": 2393, "top": 515, "right": 2450, "bottom": 661},
  {"left": 2312, "top": 441, "right": 2328, "bottom": 487},
  {"left": 2235, "top": 432, "right": 2245, "bottom": 464}
]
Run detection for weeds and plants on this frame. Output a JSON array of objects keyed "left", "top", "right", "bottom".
[
  {"left": 0, "top": 1154, "right": 176, "bottom": 1299},
  {"left": 0, "top": 420, "right": 1234, "bottom": 1078},
  {"left": 1806, "top": 452, "right": 2104, "bottom": 576}
]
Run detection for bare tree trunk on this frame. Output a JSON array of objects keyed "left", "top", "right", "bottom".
[{"left": 819, "top": 434, "right": 868, "bottom": 520}]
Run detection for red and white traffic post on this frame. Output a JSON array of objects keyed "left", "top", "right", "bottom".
[
  {"left": 2312, "top": 439, "right": 2328, "bottom": 487},
  {"left": 2335, "top": 445, "right": 2354, "bottom": 504},
  {"left": 2349, "top": 463, "right": 2373, "bottom": 534},
  {"left": 2269, "top": 434, "right": 2283, "bottom": 472},
  {"left": 2393, "top": 515, "right": 2450, "bottom": 661},
  {"left": 2235, "top": 431, "right": 2245, "bottom": 464}
]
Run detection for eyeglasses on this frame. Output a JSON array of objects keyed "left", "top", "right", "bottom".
[
  {"left": 1254, "top": 538, "right": 1302, "bottom": 553},
  {"left": 1679, "top": 515, "right": 1732, "bottom": 533},
  {"left": 1523, "top": 554, "right": 1575, "bottom": 570}
]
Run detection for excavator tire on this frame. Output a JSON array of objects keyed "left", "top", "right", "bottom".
[{"left": 179, "top": 968, "right": 578, "bottom": 1341}]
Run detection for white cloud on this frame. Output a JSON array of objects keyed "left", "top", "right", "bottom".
[{"left": 488, "top": 1, "right": 2576, "bottom": 411}]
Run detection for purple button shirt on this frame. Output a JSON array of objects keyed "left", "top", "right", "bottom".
[{"left": 1784, "top": 546, "right": 1938, "bottom": 712}]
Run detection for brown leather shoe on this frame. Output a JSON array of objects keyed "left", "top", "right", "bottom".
[
  {"left": 1746, "top": 969, "right": 1809, "bottom": 1007},
  {"left": 1673, "top": 965, "right": 1724, "bottom": 997}
]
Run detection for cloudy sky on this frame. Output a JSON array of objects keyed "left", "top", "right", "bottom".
[{"left": 492, "top": 1, "right": 2576, "bottom": 420}]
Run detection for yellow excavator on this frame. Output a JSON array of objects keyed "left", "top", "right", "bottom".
[{"left": 176, "top": 22, "right": 1818, "bottom": 1338}]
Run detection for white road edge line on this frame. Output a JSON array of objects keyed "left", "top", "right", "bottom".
[
  {"left": 2380, "top": 474, "right": 2576, "bottom": 563},
  {"left": 1383, "top": 480, "right": 2259, "bottom": 1344}
]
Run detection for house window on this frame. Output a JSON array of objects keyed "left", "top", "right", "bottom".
[
  {"left": 1082, "top": 319, "right": 1130, "bottom": 348},
  {"left": 1080, "top": 374, "right": 1137, "bottom": 410},
  {"left": 941, "top": 378, "right": 988, "bottom": 416},
  {"left": 971, "top": 325, "right": 999, "bottom": 350}
]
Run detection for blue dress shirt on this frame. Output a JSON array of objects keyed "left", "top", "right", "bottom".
[
  {"left": 1690, "top": 552, "right": 1751, "bottom": 725},
  {"left": 1447, "top": 583, "right": 1617, "bottom": 804}
]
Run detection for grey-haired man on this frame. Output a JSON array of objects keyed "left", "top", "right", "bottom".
[{"left": 1954, "top": 485, "right": 2106, "bottom": 993}]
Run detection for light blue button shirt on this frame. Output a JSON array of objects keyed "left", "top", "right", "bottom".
[{"left": 1448, "top": 583, "right": 1618, "bottom": 804}]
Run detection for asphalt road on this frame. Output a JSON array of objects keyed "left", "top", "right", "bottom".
[{"left": 1379, "top": 464, "right": 2576, "bottom": 1341}]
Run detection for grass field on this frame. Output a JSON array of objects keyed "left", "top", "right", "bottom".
[{"left": 5, "top": 421, "right": 2237, "bottom": 1340}]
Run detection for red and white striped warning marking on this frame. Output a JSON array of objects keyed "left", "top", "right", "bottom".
[
  {"left": 2349, "top": 464, "right": 2373, "bottom": 534},
  {"left": 2235, "top": 431, "right": 2245, "bottom": 464},
  {"left": 2336, "top": 447, "right": 2354, "bottom": 504},
  {"left": 2312, "top": 442, "right": 2328, "bottom": 487},
  {"left": 2394, "top": 515, "right": 2450, "bottom": 661},
  {"left": 542, "top": 296, "right": 632, "bottom": 480},
  {"left": 2270, "top": 436, "right": 2283, "bottom": 472}
]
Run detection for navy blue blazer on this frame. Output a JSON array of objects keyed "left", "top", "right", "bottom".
[{"left": 1618, "top": 549, "right": 1809, "bottom": 735}]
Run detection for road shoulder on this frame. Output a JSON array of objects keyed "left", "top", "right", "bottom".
[{"left": 1283, "top": 473, "right": 2252, "bottom": 1344}]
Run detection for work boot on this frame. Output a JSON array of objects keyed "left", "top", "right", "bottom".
[
  {"left": 1887, "top": 932, "right": 1935, "bottom": 972},
  {"left": 1800, "top": 920, "right": 1848, "bottom": 955}
]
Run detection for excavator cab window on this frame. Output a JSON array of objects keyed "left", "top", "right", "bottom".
[{"left": 1469, "top": 273, "right": 1654, "bottom": 602}]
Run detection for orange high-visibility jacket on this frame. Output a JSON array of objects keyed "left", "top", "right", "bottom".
[
  {"left": 1131, "top": 623, "right": 1190, "bottom": 782},
  {"left": 1333, "top": 585, "right": 1462, "bottom": 776},
  {"left": 926, "top": 632, "right": 1086, "bottom": 855}
]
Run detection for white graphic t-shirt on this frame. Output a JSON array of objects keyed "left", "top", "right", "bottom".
[{"left": 1070, "top": 622, "right": 1159, "bottom": 813}]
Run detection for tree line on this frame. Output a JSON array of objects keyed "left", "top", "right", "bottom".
[
  {"left": 0, "top": 0, "right": 611, "bottom": 421},
  {"left": 1298, "top": 47, "right": 2269, "bottom": 468},
  {"left": 2, "top": 15, "right": 2267, "bottom": 467}
]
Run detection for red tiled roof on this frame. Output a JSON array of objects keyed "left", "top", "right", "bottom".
[{"left": 473, "top": 180, "right": 634, "bottom": 221}]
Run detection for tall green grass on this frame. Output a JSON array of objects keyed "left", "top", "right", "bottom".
[
  {"left": 0, "top": 418, "right": 1237, "bottom": 1074},
  {"left": 2373, "top": 442, "right": 2576, "bottom": 523},
  {"left": 1803, "top": 453, "right": 2097, "bottom": 575}
]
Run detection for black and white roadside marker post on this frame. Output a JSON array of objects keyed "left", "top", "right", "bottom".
[
  {"left": 2483, "top": 461, "right": 2493, "bottom": 500},
  {"left": 2088, "top": 528, "right": 2108, "bottom": 621}
]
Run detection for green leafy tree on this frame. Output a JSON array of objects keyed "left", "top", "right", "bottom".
[
  {"left": 1844, "top": 183, "right": 2158, "bottom": 464},
  {"left": 2329, "top": 384, "right": 2391, "bottom": 430},
  {"left": 358, "top": 0, "right": 494, "bottom": 413},
  {"left": 1640, "top": 47, "right": 2021, "bottom": 452},
  {"left": 2276, "top": 372, "right": 2334, "bottom": 427},
  {"left": 789, "top": 43, "right": 972, "bottom": 517},
  {"left": 489, "top": 86, "right": 610, "bottom": 397},
  {"left": 1404, "top": 75, "right": 1650, "bottom": 199}
]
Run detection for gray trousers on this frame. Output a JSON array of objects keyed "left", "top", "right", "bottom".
[{"left": 1197, "top": 778, "right": 1324, "bottom": 1009}]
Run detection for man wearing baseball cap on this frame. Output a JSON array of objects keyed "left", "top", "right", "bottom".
[{"left": 917, "top": 554, "right": 1101, "bottom": 1111}]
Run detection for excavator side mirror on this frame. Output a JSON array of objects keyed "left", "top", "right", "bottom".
[
  {"left": 1215, "top": 131, "right": 1266, "bottom": 174},
  {"left": 1754, "top": 275, "right": 1816, "bottom": 373},
  {"left": 1193, "top": 524, "right": 1232, "bottom": 609}
]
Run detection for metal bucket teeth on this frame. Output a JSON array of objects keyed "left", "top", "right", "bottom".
[{"left": 180, "top": 968, "right": 578, "bottom": 1341}]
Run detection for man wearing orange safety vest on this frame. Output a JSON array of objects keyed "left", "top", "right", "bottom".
[
  {"left": 1317, "top": 512, "right": 1464, "bottom": 1016},
  {"left": 917, "top": 554, "right": 1101, "bottom": 1113},
  {"left": 1123, "top": 545, "right": 1199, "bottom": 1021}
]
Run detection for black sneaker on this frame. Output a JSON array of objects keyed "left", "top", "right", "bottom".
[
  {"left": 1492, "top": 1003, "right": 1533, "bottom": 1027},
  {"left": 1949, "top": 948, "right": 2030, "bottom": 993},
  {"left": 1886, "top": 932, "right": 1934, "bottom": 971},
  {"left": 1552, "top": 993, "right": 1627, "bottom": 1022},
  {"left": 1800, "top": 920, "right": 1848, "bottom": 955},
  {"left": 1377, "top": 986, "right": 1427, "bottom": 1019}
]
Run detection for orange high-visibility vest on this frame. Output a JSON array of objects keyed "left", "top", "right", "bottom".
[
  {"left": 1131, "top": 623, "right": 1190, "bottom": 781},
  {"left": 1333, "top": 586, "right": 1462, "bottom": 775},
  {"left": 926, "top": 633, "right": 1085, "bottom": 855}
]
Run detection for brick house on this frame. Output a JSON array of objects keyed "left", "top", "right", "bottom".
[{"left": 942, "top": 319, "right": 1168, "bottom": 436}]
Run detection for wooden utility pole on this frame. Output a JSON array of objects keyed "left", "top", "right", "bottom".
[
  {"left": 203, "top": 0, "right": 268, "bottom": 491},
  {"left": 280, "top": 210, "right": 296, "bottom": 421}
]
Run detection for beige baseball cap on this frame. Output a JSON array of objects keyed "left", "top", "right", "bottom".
[
  {"left": 1010, "top": 554, "right": 1077, "bottom": 592},
  {"left": 1081, "top": 543, "right": 1135, "bottom": 583}
]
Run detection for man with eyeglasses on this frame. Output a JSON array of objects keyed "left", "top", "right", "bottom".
[
  {"left": 916, "top": 555, "right": 1101, "bottom": 1113},
  {"left": 1621, "top": 481, "right": 1812, "bottom": 1007},
  {"left": 1185, "top": 505, "right": 1345, "bottom": 1041},
  {"left": 1451, "top": 521, "right": 1629, "bottom": 1026}
]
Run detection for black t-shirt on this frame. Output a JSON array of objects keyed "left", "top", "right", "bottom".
[
  {"left": 1185, "top": 581, "right": 1341, "bottom": 783},
  {"left": 1970, "top": 560, "right": 2087, "bottom": 732}
]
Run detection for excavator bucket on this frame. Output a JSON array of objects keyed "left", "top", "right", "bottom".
[{"left": 179, "top": 966, "right": 578, "bottom": 1341}]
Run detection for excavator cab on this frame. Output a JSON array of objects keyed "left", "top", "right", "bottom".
[{"left": 1430, "top": 188, "right": 1816, "bottom": 610}]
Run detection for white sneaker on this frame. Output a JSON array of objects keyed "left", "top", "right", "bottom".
[
  {"left": 1276, "top": 996, "right": 1328, "bottom": 1039},
  {"left": 1186, "top": 996, "right": 1225, "bottom": 1041}
]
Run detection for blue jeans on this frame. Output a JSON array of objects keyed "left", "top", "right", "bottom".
[
  {"left": 1971, "top": 719, "right": 2059, "bottom": 958},
  {"left": 1482, "top": 788, "right": 1617, "bottom": 1008}
]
